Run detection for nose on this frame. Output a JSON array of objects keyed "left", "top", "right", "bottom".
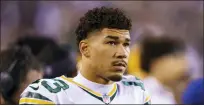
[{"left": 114, "top": 45, "right": 129, "bottom": 59}]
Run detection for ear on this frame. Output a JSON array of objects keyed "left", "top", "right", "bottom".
[{"left": 79, "top": 40, "right": 90, "bottom": 58}]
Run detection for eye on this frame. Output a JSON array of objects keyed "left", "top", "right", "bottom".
[
  {"left": 107, "top": 41, "right": 117, "bottom": 46},
  {"left": 123, "top": 43, "right": 130, "bottom": 47}
]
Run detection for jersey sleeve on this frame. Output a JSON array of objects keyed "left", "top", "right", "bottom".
[{"left": 19, "top": 79, "right": 56, "bottom": 104}]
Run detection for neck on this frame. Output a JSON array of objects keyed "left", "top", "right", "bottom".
[{"left": 80, "top": 60, "right": 113, "bottom": 85}]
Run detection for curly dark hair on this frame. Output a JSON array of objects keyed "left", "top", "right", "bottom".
[{"left": 75, "top": 6, "right": 132, "bottom": 45}]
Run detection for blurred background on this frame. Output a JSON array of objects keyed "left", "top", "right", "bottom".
[{"left": 1, "top": 1, "right": 203, "bottom": 105}]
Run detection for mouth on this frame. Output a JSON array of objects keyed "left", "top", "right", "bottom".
[{"left": 112, "top": 60, "right": 127, "bottom": 71}]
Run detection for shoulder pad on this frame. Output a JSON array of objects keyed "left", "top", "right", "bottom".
[{"left": 19, "top": 77, "right": 69, "bottom": 104}]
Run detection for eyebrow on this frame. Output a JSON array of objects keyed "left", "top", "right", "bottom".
[
  {"left": 106, "top": 35, "right": 119, "bottom": 40},
  {"left": 105, "top": 35, "right": 131, "bottom": 42}
]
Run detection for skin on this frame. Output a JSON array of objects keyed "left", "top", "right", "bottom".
[
  {"left": 79, "top": 28, "right": 131, "bottom": 85},
  {"left": 1, "top": 70, "right": 43, "bottom": 104},
  {"left": 0, "top": 94, "right": 5, "bottom": 104}
]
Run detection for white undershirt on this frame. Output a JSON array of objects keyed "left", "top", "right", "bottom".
[{"left": 73, "top": 72, "right": 114, "bottom": 95}]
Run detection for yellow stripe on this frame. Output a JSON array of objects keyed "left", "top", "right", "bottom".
[
  {"left": 145, "top": 95, "right": 150, "bottom": 102},
  {"left": 61, "top": 75, "right": 117, "bottom": 97},
  {"left": 19, "top": 98, "right": 55, "bottom": 105},
  {"left": 108, "top": 83, "right": 117, "bottom": 96}
]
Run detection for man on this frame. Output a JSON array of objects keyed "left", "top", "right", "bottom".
[
  {"left": 19, "top": 6, "right": 151, "bottom": 104},
  {"left": 15, "top": 36, "right": 77, "bottom": 78},
  {"left": 0, "top": 46, "right": 43, "bottom": 104},
  {"left": 140, "top": 36, "right": 189, "bottom": 104}
]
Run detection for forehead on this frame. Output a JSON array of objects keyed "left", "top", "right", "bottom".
[{"left": 101, "top": 28, "right": 130, "bottom": 39}]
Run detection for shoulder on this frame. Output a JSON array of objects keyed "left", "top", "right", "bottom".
[
  {"left": 19, "top": 77, "right": 70, "bottom": 104},
  {"left": 119, "top": 75, "right": 145, "bottom": 91},
  {"left": 26, "top": 77, "right": 70, "bottom": 93},
  {"left": 121, "top": 75, "right": 151, "bottom": 104}
]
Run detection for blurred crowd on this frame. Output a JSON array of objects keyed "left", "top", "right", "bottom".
[{"left": 0, "top": 1, "right": 203, "bottom": 105}]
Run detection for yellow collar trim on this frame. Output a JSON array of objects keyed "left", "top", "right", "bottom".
[{"left": 61, "top": 75, "right": 117, "bottom": 97}]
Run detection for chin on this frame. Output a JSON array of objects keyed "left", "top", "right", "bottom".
[{"left": 107, "top": 74, "right": 123, "bottom": 82}]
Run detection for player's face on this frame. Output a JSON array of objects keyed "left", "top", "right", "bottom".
[{"left": 88, "top": 28, "right": 130, "bottom": 82}]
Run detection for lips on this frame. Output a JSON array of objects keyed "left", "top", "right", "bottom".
[{"left": 112, "top": 60, "right": 127, "bottom": 68}]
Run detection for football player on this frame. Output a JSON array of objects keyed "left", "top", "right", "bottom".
[
  {"left": 19, "top": 6, "right": 151, "bottom": 104},
  {"left": 140, "top": 36, "right": 189, "bottom": 104}
]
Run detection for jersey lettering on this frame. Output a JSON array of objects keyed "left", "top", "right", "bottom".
[{"left": 41, "top": 79, "right": 69, "bottom": 93}]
